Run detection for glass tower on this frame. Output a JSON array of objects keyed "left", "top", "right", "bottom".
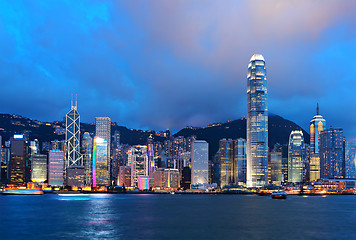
[
  {"left": 310, "top": 104, "right": 326, "bottom": 155},
  {"left": 94, "top": 117, "right": 111, "bottom": 186},
  {"left": 247, "top": 54, "right": 268, "bottom": 187},
  {"left": 288, "top": 131, "right": 305, "bottom": 183},
  {"left": 65, "top": 98, "right": 83, "bottom": 167},
  {"left": 191, "top": 140, "right": 209, "bottom": 185},
  {"left": 319, "top": 127, "right": 345, "bottom": 178},
  {"left": 81, "top": 132, "right": 92, "bottom": 186}
]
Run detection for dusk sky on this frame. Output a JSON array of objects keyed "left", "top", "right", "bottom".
[{"left": 1, "top": 1, "right": 356, "bottom": 137}]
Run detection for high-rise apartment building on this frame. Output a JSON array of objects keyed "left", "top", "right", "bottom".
[
  {"left": 288, "top": 131, "right": 305, "bottom": 183},
  {"left": 247, "top": 54, "right": 268, "bottom": 187}
]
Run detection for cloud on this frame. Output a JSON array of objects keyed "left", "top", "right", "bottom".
[{"left": 1, "top": 0, "right": 356, "bottom": 137}]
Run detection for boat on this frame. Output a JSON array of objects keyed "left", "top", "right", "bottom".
[
  {"left": 1, "top": 188, "right": 44, "bottom": 195},
  {"left": 57, "top": 192, "right": 89, "bottom": 197},
  {"left": 271, "top": 191, "right": 287, "bottom": 199}
]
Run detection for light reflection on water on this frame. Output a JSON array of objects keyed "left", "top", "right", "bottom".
[
  {"left": 1, "top": 194, "right": 356, "bottom": 239},
  {"left": 81, "top": 194, "right": 121, "bottom": 239}
]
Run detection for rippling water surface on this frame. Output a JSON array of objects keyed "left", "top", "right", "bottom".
[{"left": 1, "top": 194, "right": 356, "bottom": 239}]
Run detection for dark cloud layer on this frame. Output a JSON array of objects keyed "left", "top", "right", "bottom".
[{"left": 1, "top": 0, "right": 356, "bottom": 137}]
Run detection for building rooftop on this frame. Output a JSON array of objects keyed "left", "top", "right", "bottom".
[{"left": 250, "top": 54, "right": 265, "bottom": 62}]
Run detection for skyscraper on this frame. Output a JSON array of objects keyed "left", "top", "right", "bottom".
[
  {"left": 93, "top": 136, "right": 109, "bottom": 187},
  {"left": 48, "top": 150, "right": 64, "bottom": 186},
  {"left": 10, "top": 135, "right": 27, "bottom": 185},
  {"left": 247, "top": 54, "right": 268, "bottom": 187},
  {"left": 65, "top": 98, "right": 83, "bottom": 186},
  {"left": 81, "top": 132, "right": 92, "bottom": 186},
  {"left": 94, "top": 117, "right": 111, "bottom": 186},
  {"left": 65, "top": 98, "right": 83, "bottom": 167},
  {"left": 345, "top": 141, "right": 356, "bottom": 178},
  {"left": 319, "top": 127, "right": 345, "bottom": 178},
  {"left": 31, "top": 154, "right": 47, "bottom": 183},
  {"left": 130, "top": 145, "right": 148, "bottom": 188},
  {"left": 310, "top": 104, "right": 326, "bottom": 155},
  {"left": 288, "top": 131, "right": 305, "bottom": 183},
  {"left": 191, "top": 140, "right": 209, "bottom": 185},
  {"left": 268, "top": 152, "right": 282, "bottom": 185}
]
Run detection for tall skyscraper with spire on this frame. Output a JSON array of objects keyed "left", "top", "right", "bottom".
[
  {"left": 65, "top": 96, "right": 84, "bottom": 186},
  {"left": 65, "top": 96, "right": 83, "bottom": 167},
  {"left": 310, "top": 103, "right": 326, "bottom": 155},
  {"left": 246, "top": 54, "right": 268, "bottom": 187}
]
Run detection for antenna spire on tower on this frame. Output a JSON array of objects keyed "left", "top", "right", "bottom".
[{"left": 317, "top": 103, "right": 319, "bottom": 115}]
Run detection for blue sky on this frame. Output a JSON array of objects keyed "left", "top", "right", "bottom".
[{"left": 1, "top": 0, "right": 356, "bottom": 137}]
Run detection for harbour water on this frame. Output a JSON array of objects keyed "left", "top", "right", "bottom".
[{"left": 1, "top": 194, "right": 356, "bottom": 239}]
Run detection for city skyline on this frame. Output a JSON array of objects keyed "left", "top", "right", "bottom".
[{"left": 1, "top": 1, "right": 356, "bottom": 138}]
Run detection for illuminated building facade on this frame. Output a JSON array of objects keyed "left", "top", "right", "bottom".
[
  {"left": 153, "top": 168, "right": 180, "bottom": 189},
  {"left": 81, "top": 132, "right": 92, "bottom": 186},
  {"left": 95, "top": 117, "right": 111, "bottom": 185},
  {"left": 310, "top": 104, "right": 326, "bottom": 155},
  {"left": 247, "top": 54, "right": 268, "bottom": 187},
  {"left": 66, "top": 166, "right": 85, "bottom": 187},
  {"left": 138, "top": 175, "right": 150, "bottom": 190},
  {"left": 131, "top": 145, "right": 148, "bottom": 188},
  {"left": 288, "top": 131, "right": 305, "bottom": 183},
  {"left": 65, "top": 99, "right": 83, "bottom": 167},
  {"left": 319, "top": 127, "right": 345, "bottom": 178},
  {"left": 118, "top": 166, "right": 131, "bottom": 187},
  {"left": 219, "top": 139, "right": 234, "bottom": 187},
  {"left": 31, "top": 154, "right": 47, "bottom": 183},
  {"left": 147, "top": 135, "right": 155, "bottom": 176},
  {"left": 93, "top": 137, "right": 109, "bottom": 187},
  {"left": 345, "top": 141, "right": 356, "bottom": 178},
  {"left": 309, "top": 154, "right": 320, "bottom": 181},
  {"left": 10, "top": 136, "right": 27, "bottom": 185},
  {"left": 268, "top": 152, "right": 282, "bottom": 184},
  {"left": 191, "top": 140, "right": 209, "bottom": 185},
  {"left": 48, "top": 150, "right": 64, "bottom": 186}
]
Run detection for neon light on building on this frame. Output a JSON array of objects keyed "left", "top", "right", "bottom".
[{"left": 92, "top": 136, "right": 97, "bottom": 187}]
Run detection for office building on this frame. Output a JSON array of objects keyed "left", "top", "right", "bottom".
[
  {"left": 118, "top": 166, "right": 131, "bottom": 187},
  {"left": 154, "top": 168, "right": 180, "bottom": 189},
  {"left": 247, "top": 54, "right": 268, "bottom": 187},
  {"left": 310, "top": 104, "right": 326, "bottom": 155},
  {"left": 81, "top": 132, "right": 92, "bottom": 186},
  {"left": 31, "top": 154, "right": 47, "bottom": 183},
  {"left": 65, "top": 98, "right": 83, "bottom": 167},
  {"left": 10, "top": 135, "right": 27, "bottom": 185},
  {"left": 131, "top": 145, "right": 148, "bottom": 188},
  {"left": 288, "top": 131, "right": 305, "bottom": 183},
  {"left": 66, "top": 166, "right": 85, "bottom": 187},
  {"left": 191, "top": 140, "right": 209, "bottom": 185},
  {"left": 95, "top": 117, "right": 111, "bottom": 185},
  {"left": 48, "top": 150, "right": 64, "bottom": 186},
  {"left": 345, "top": 141, "right": 356, "bottom": 178},
  {"left": 93, "top": 136, "right": 109, "bottom": 187},
  {"left": 268, "top": 152, "right": 282, "bottom": 185},
  {"left": 319, "top": 127, "right": 345, "bottom": 178}
]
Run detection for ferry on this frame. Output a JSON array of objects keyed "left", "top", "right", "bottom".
[
  {"left": 1, "top": 188, "right": 44, "bottom": 195},
  {"left": 57, "top": 192, "right": 89, "bottom": 197},
  {"left": 271, "top": 191, "right": 287, "bottom": 199}
]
